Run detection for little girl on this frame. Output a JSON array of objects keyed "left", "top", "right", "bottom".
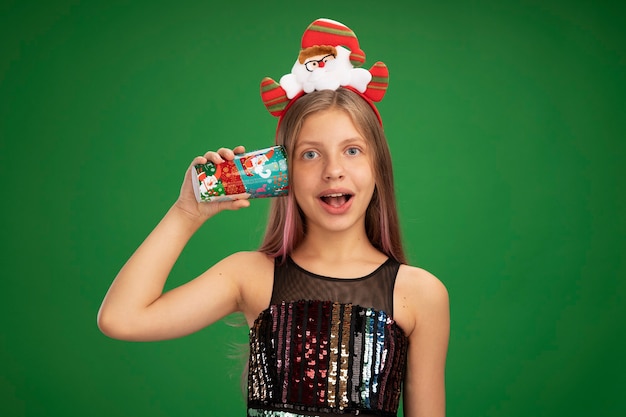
[{"left": 98, "top": 18, "right": 449, "bottom": 417}]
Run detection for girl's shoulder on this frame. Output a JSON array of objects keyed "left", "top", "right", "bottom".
[
  {"left": 219, "top": 251, "right": 275, "bottom": 286},
  {"left": 220, "top": 251, "right": 275, "bottom": 324},
  {"left": 221, "top": 250, "right": 275, "bottom": 266},
  {"left": 394, "top": 265, "right": 449, "bottom": 337},
  {"left": 396, "top": 264, "right": 448, "bottom": 296}
]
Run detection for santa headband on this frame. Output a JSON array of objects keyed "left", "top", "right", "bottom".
[{"left": 260, "top": 18, "right": 389, "bottom": 128}]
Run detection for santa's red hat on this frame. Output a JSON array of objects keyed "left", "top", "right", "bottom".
[{"left": 300, "top": 18, "right": 366, "bottom": 67}]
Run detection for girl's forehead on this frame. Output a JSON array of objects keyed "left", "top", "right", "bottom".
[{"left": 298, "top": 109, "right": 361, "bottom": 135}]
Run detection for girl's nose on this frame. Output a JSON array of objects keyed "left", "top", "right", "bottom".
[{"left": 323, "top": 156, "right": 345, "bottom": 180}]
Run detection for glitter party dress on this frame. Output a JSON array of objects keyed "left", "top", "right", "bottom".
[{"left": 247, "top": 256, "right": 409, "bottom": 417}]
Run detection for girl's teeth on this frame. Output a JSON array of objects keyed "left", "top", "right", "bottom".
[{"left": 321, "top": 194, "right": 350, "bottom": 207}]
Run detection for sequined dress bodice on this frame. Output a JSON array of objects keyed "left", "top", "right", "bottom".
[{"left": 247, "top": 257, "right": 408, "bottom": 417}]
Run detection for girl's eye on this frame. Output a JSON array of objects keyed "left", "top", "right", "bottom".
[
  {"left": 302, "top": 150, "right": 319, "bottom": 160},
  {"left": 346, "top": 147, "right": 361, "bottom": 156}
]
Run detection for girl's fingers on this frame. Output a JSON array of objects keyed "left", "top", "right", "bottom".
[
  {"left": 202, "top": 150, "right": 225, "bottom": 164},
  {"left": 202, "top": 146, "right": 245, "bottom": 164},
  {"left": 192, "top": 155, "right": 208, "bottom": 166},
  {"left": 224, "top": 199, "right": 251, "bottom": 211},
  {"left": 216, "top": 147, "right": 235, "bottom": 160},
  {"left": 217, "top": 146, "right": 246, "bottom": 161}
]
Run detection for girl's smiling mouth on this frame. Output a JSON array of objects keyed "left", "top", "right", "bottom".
[{"left": 320, "top": 192, "right": 353, "bottom": 207}]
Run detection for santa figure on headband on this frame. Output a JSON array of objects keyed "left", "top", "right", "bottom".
[
  {"left": 261, "top": 18, "right": 389, "bottom": 117},
  {"left": 279, "top": 23, "right": 372, "bottom": 98}
]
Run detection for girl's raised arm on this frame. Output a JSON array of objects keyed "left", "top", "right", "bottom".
[{"left": 97, "top": 146, "right": 253, "bottom": 341}]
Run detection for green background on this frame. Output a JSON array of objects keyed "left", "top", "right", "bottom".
[{"left": 1, "top": 0, "right": 624, "bottom": 416}]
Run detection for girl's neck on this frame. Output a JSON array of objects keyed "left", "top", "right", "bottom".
[{"left": 291, "top": 226, "right": 387, "bottom": 276}]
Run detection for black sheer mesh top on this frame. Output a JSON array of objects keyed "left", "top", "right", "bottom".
[
  {"left": 270, "top": 256, "right": 399, "bottom": 315},
  {"left": 247, "top": 256, "right": 409, "bottom": 417}
]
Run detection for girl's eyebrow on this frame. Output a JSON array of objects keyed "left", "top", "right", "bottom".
[{"left": 295, "top": 137, "right": 366, "bottom": 148}]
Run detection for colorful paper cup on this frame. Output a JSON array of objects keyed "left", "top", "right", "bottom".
[{"left": 191, "top": 145, "right": 289, "bottom": 202}]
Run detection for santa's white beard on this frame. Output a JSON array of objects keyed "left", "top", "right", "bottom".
[
  {"left": 279, "top": 46, "right": 372, "bottom": 97},
  {"left": 296, "top": 62, "right": 346, "bottom": 93}
]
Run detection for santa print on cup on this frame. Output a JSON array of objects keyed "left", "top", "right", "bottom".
[{"left": 260, "top": 18, "right": 389, "bottom": 124}]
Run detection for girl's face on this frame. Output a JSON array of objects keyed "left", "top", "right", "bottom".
[{"left": 291, "top": 108, "right": 376, "bottom": 235}]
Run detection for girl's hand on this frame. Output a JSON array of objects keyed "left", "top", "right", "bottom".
[{"left": 174, "top": 145, "right": 250, "bottom": 221}]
